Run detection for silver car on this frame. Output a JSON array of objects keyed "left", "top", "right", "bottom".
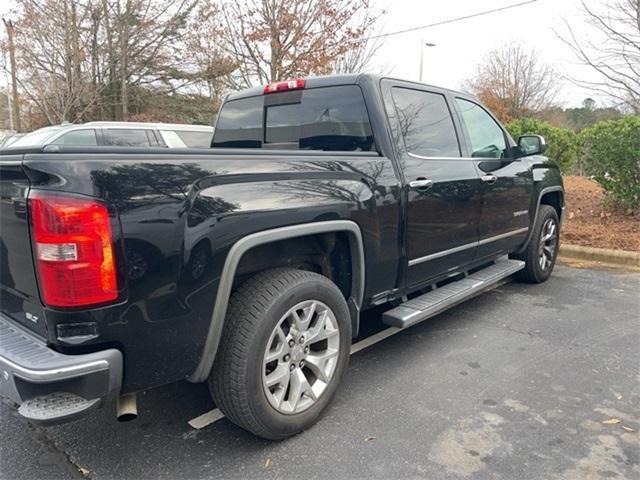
[{"left": 7, "top": 122, "right": 214, "bottom": 149}]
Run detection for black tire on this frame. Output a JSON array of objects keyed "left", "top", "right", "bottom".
[
  {"left": 188, "top": 243, "right": 210, "bottom": 281},
  {"left": 209, "top": 268, "right": 351, "bottom": 440},
  {"left": 514, "top": 204, "right": 560, "bottom": 283}
]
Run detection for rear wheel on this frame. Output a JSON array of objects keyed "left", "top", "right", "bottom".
[
  {"left": 209, "top": 268, "right": 351, "bottom": 440},
  {"left": 514, "top": 204, "right": 559, "bottom": 283}
]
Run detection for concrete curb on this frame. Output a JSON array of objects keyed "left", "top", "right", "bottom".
[{"left": 559, "top": 244, "right": 640, "bottom": 267}]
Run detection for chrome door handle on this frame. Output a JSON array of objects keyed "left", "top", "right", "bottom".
[
  {"left": 481, "top": 174, "right": 498, "bottom": 184},
  {"left": 408, "top": 178, "right": 433, "bottom": 189}
]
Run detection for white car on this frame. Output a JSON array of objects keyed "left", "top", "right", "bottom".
[{"left": 7, "top": 122, "right": 214, "bottom": 149}]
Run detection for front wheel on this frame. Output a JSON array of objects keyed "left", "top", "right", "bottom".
[
  {"left": 209, "top": 268, "right": 351, "bottom": 440},
  {"left": 514, "top": 204, "right": 560, "bottom": 283}
]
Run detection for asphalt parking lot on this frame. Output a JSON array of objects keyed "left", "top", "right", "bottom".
[{"left": 2, "top": 264, "right": 639, "bottom": 480}]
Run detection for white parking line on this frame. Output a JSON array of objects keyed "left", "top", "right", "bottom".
[
  {"left": 187, "top": 326, "right": 402, "bottom": 430},
  {"left": 349, "top": 326, "right": 402, "bottom": 354},
  {"left": 188, "top": 407, "right": 225, "bottom": 430}
]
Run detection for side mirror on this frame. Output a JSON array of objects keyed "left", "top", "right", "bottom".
[{"left": 517, "top": 135, "right": 546, "bottom": 156}]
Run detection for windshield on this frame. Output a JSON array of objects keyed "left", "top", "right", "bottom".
[{"left": 9, "top": 126, "right": 64, "bottom": 147}]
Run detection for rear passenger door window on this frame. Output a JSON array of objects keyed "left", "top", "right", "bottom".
[
  {"left": 103, "top": 129, "right": 153, "bottom": 147},
  {"left": 455, "top": 98, "right": 508, "bottom": 158},
  {"left": 391, "top": 87, "right": 460, "bottom": 158}
]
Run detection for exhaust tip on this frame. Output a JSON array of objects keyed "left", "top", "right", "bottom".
[
  {"left": 117, "top": 412, "right": 137, "bottom": 422},
  {"left": 116, "top": 393, "right": 137, "bottom": 422}
]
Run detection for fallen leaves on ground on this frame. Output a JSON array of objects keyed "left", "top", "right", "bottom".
[
  {"left": 602, "top": 418, "right": 621, "bottom": 425},
  {"left": 561, "top": 176, "right": 639, "bottom": 252}
]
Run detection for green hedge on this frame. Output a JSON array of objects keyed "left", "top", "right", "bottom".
[
  {"left": 505, "top": 118, "right": 577, "bottom": 172},
  {"left": 578, "top": 116, "right": 640, "bottom": 208}
]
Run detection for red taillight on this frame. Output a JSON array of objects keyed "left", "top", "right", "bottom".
[
  {"left": 28, "top": 191, "right": 118, "bottom": 307},
  {"left": 263, "top": 78, "right": 306, "bottom": 94}
]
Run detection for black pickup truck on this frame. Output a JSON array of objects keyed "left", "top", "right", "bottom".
[{"left": 0, "top": 74, "right": 563, "bottom": 439}]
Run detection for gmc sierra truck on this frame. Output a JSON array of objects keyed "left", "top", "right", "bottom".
[{"left": 0, "top": 74, "right": 563, "bottom": 439}]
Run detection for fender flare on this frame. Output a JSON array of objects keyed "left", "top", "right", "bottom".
[
  {"left": 188, "top": 220, "right": 365, "bottom": 383},
  {"left": 516, "top": 186, "right": 564, "bottom": 254}
]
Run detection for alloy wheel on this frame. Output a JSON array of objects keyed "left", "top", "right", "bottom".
[
  {"left": 538, "top": 218, "right": 557, "bottom": 271},
  {"left": 262, "top": 300, "right": 340, "bottom": 414}
]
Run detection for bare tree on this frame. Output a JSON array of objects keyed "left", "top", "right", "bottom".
[
  {"left": 1, "top": 0, "right": 199, "bottom": 124},
  {"left": 221, "top": 0, "right": 380, "bottom": 88},
  {"left": 464, "top": 43, "right": 558, "bottom": 122},
  {"left": 2, "top": 0, "right": 97, "bottom": 124},
  {"left": 559, "top": 0, "right": 640, "bottom": 113},
  {"left": 183, "top": 1, "right": 238, "bottom": 111},
  {"left": 2, "top": 19, "right": 20, "bottom": 130},
  {"left": 330, "top": 7, "right": 384, "bottom": 74},
  {"left": 98, "top": 0, "right": 198, "bottom": 120},
  {"left": 1, "top": 0, "right": 385, "bottom": 126}
]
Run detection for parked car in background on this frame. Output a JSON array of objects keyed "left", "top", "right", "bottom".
[
  {"left": 6, "top": 122, "right": 214, "bottom": 149},
  {"left": 0, "top": 133, "right": 26, "bottom": 149}
]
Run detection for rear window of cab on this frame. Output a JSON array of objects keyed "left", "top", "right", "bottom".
[{"left": 212, "top": 85, "right": 375, "bottom": 152}]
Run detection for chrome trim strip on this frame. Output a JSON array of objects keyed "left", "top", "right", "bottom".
[
  {"left": 5, "top": 357, "right": 110, "bottom": 383},
  {"left": 406, "top": 153, "right": 512, "bottom": 162},
  {"left": 408, "top": 228, "right": 529, "bottom": 266},
  {"left": 407, "top": 153, "right": 466, "bottom": 161},
  {"left": 478, "top": 227, "right": 528, "bottom": 246},
  {"left": 408, "top": 241, "right": 477, "bottom": 266},
  {"left": 189, "top": 220, "right": 366, "bottom": 383}
]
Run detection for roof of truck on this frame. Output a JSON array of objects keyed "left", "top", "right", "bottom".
[{"left": 225, "top": 73, "right": 468, "bottom": 102}]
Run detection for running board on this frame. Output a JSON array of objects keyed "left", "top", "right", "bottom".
[{"left": 383, "top": 259, "right": 524, "bottom": 329}]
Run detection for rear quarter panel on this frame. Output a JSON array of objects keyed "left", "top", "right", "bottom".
[{"left": 20, "top": 151, "right": 401, "bottom": 391}]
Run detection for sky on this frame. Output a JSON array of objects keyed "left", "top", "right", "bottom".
[
  {"left": 367, "top": 0, "right": 606, "bottom": 108},
  {"left": 0, "top": 0, "right": 609, "bottom": 110}
]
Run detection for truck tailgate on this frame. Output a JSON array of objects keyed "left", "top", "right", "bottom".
[{"left": 0, "top": 157, "right": 47, "bottom": 338}]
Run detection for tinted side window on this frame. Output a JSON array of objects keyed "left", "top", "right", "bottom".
[
  {"left": 51, "top": 129, "right": 98, "bottom": 146},
  {"left": 391, "top": 88, "right": 460, "bottom": 158},
  {"left": 213, "top": 96, "right": 263, "bottom": 148},
  {"left": 455, "top": 98, "right": 508, "bottom": 158},
  {"left": 213, "top": 85, "right": 374, "bottom": 151},
  {"left": 104, "top": 129, "right": 152, "bottom": 147}
]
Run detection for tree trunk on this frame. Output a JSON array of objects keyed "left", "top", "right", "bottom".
[
  {"left": 3, "top": 19, "right": 21, "bottom": 132},
  {"left": 120, "top": 0, "right": 129, "bottom": 121}
]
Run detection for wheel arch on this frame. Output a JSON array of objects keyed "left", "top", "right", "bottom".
[
  {"left": 540, "top": 190, "right": 564, "bottom": 220},
  {"left": 516, "top": 186, "right": 564, "bottom": 254},
  {"left": 188, "top": 220, "right": 365, "bottom": 383}
]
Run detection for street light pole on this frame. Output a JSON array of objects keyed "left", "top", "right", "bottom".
[{"left": 419, "top": 41, "right": 436, "bottom": 83}]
